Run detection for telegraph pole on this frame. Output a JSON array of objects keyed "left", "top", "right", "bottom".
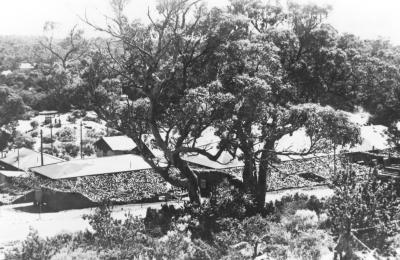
[
  {"left": 17, "top": 147, "right": 20, "bottom": 169},
  {"left": 80, "top": 121, "right": 83, "bottom": 159},
  {"left": 50, "top": 122, "right": 53, "bottom": 151},
  {"left": 40, "top": 129, "right": 43, "bottom": 166}
]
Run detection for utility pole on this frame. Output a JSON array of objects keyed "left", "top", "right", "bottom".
[
  {"left": 333, "top": 143, "right": 336, "bottom": 175},
  {"left": 50, "top": 122, "right": 53, "bottom": 151},
  {"left": 40, "top": 129, "right": 43, "bottom": 166},
  {"left": 80, "top": 121, "right": 83, "bottom": 159}
]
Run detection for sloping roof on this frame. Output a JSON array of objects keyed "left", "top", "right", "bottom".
[
  {"left": 30, "top": 154, "right": 152, "bottom": 179},
  {"left": 96, "top": 135, "right": 137, "bottom": 151},
  {"left": 19, "top": 63, "right": 34, "bottom": 69},
  {"left": 0, "top": 148, "right": 64, "bottom": 171},
  {"left": 142, "top": 129, "right": 242, "bottom": 169},
  {"left": 182, "top": 151, "right": 244, "bottom": 169},
  {"left": 1, "top": 70, "right": 12, "bottom": 76},
  {"left": 277, "top": 153, "right": 328, "bottom": 162},
  {"left": 349, "top": 125, "right": 390, "bottom": 152},
  {"left": 0, "top": 170, "right": 28, "bottom": 178},
  {"left": 144, "top": 120, "right": 392, "bottom": 169},
  {"left": 38, "top": 110, "right": 58, "bottom": 115}
]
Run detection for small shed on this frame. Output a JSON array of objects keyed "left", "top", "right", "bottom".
[
  {"left": 39, "top": 110, "right": 58, "bottom": 124},
  {"left": 19, "top": 63, "right": 34, "bottom": 70},
  {"left": 94, "top": 135, "right": 138, "bottom": 157}
]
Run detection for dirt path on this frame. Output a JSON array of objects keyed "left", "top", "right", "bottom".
[{"left": 265, "top": 185, "right": 333, "bottom": 202}]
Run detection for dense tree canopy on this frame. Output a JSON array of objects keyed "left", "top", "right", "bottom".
[
  {"left": 202, "top": 1, "right": 361, "bottom": 207},
  {"left": 79, "top": 0, "right": 362, "bottom": 207},
  {"left": 0, "top": 1, "right": 399, "bottom": 126},
  {"left": 0, "top": 85, "right": 26, "bottom": 127},
  {"left": 0, "top": 85, "right": 26, "bottom": 150}
]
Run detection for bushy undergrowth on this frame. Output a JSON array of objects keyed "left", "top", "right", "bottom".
[
  {"left": 266, "top": 192, "right": 326, "bottom": 221},
  {"left": 5, "top": 229, "right": 76, "bottom": 260},
  {"left": 55, "top": 127, "right": 74, "bottom": 142},
  {"left": 328, "top": 169, "right": 400, "bottom": 255},
  {"left": 8, "top": 172, "right": 399, "bottom": 259},
  {"left": 6, "top": 185, "right": 333, "bottom": 260}
]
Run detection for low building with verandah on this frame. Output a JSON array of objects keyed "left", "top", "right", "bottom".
[{"left": 28, "top": 154, "right": 172, "bottom": 210}]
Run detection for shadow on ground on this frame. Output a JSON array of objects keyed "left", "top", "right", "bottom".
[{"left": 13, "top": 204, "right": 60, "bottom": 213}]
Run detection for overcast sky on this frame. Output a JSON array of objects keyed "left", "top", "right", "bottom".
[{"left": 1, "top": 0, "right": 400, "bottom": 44}]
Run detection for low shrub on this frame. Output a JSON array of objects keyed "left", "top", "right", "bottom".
[
  {"left": 286, "top": 229, "right": 334, "bottom": 260},
  {"left": 71, "top": 110, "right": 86, "bottom": 119},
  {"left": 82, "top": 116, "right": 100, "bottom": 123},
  {"left": 282, "top": 209, "right": 319, "bottom": 232},
  {"left": 66, "top": 115, "right": 76, "bottom": 123},
  {"left": 30, "top": 120, "right": 39, "bottom": 129},
  {"left": 56, "top": 127, "right": 74, "bottom": 142},
  {"left": 42, "top": 135, "right": 54, "bottom": 144},
  {"left": 82, "top": 144, "right": 94, "bottom": 156},
  {"left": 30, "top": 131, "right": 38, "bottom": 138},
  {"left": 267, "top": 193, "right": 326, "bottom": 221},
  {"left": 60, "top": 154, "right": 71, "bottom": 161},
  {"left": 51, "top": 247, "right": 99, "bottom": 260},
  {"left": 62, "top": 143, "right": 79, "bottom": 157},
  {"left": 215, "top": 215, "right": 270, "bottom": 258},
  {"left": 0, "top": 130, "right": 12, "bottom": 151},
  {"left": 13, "top": 132, "right": 35, "bottom": 149},
  {"left": 180, "top": 180, "right": 256, "bottom": 240},
  {"left": 153, "top": 230, "right": 220, "bottom": 260},
  {"left": 43, "top": 146, "right": 59, "bottom": 156},
  {"left": 328, "top": 169, "right": 400, "bottom": 252},
  {"left": 86, "top": 128, "right": 106, "bottom": 140},
  {"left": 387, "top": 234, "right": 400, "bottom": 257},
  {"left": 215, "top": 213, "right": 333, "bottom": 260},
  {"left": 144, "top": 204, "right": 178, "bottom": 236},
  {"left": 5, "top": 229, "right": 73, "bottom": 260}
]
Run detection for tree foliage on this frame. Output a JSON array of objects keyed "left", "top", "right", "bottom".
[
  {"left": 78, "top": 0, "right": 363, "bottom": 207},
  {"left": 0, "top": 85, "right": 26, "bottom": 127},
  {"left": 328, "top": 168, "right": 400, "bottom": 251},
  {"left": 204, "top": 0, "right": 361, "bottom": 208}
]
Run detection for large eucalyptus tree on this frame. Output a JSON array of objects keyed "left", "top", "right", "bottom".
[{"left": 86, "top": 0, "right": 361, "bottom": 208}]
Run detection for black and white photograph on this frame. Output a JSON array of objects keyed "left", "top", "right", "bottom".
[{"left": 1, "top": 0, "right": 400, "bottom": 259}]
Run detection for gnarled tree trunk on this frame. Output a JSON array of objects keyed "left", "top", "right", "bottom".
[
  {"left": 256, "top": 151, "right": 268, "bottom": 210},
  {"left": 243, "top": 151, "right": 257, "bottom": 195},
  {"left": 255, "top": 141, "right": 275, "bottom": 211},
  {"left": 173, "top": 155, "right": 201, "bottom": 204}
]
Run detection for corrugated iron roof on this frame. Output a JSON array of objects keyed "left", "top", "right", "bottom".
[
  {"left": 38, "top": 110, "right": 58, "bottom": 115},
  {"left": 98, "top": 135, "right": 137, "bottom": 151},
  {"left": 0, "top": 148, "right": 64, "bottom": 171},
  {"left": 0, "top": 170, "right": 28, "bottom": 178},
  {"left": 182, "top": 150, "right": 244, "bottom": 169},
  {"left": 30, "top": 154, "right": 152, "bottom": 179}
]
